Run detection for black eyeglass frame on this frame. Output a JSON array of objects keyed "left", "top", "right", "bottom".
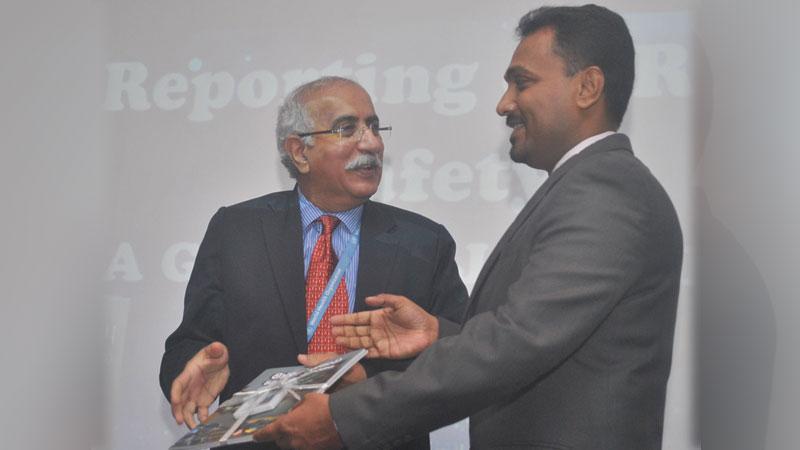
[{"left": 295, "top": 124, "right": 392, "bottom": 139}]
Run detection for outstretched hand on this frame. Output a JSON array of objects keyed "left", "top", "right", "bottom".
[
  {"left": 331, "top": 294, "right": 438, "bottom": 359},
  {"left": 170, "top": 342, "right": 230, "bottom": 429}
]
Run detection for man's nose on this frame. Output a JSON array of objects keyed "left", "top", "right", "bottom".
[
  {"left": 496, "top": 89, "right": 515, "bottom": 116},
  {"left": 357, "top": 127, "right": 383, "bottom": 152}
]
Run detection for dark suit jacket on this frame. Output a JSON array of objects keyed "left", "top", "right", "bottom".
[
  {"left": 159, "top": 190, "right": 468, "bottom": 449},
  {"left": 331, "top": 134, "right": 683, "bottom": 450}
]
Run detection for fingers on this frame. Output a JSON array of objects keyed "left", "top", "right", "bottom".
[
  {"left": 297, "top": 352, "right": 337, "bottom": 367},
  {"left": 365, "top": 293, "right": 410, "bottom": 309},
  {"left": 340, "top": 363, "right": 367, "bottom": 386},
  {"left": 364, "top": 294, "right": 389, "bottom": 308},
  {"left": 201, "top": 342, "right": 229, "bottom": 372},
  {"left": 334, "top": 335, "right": 373, "bottom": 349},
  {"left": 197, "top": 405, "right": 209, "bottom": 423},
  {"left": 172, "top": 407, "right": 184, "bottom": 426},
  {"left": 335, "top": 336, "right": 383, "bottom": 358},
  {"left": 170, "top": 374, "right": 188, "bottom": 424},
  {"left": 182, "top": 400, "right": 198, "bottom": 429},
  {"left": 170, "top": 344, "right": 231, "bottom": 430},
  {"left": 330, "top": 310, "right": 372, "bottom": 326},
  {"left": 171, "top": 382, "right": 207, "bottom": 429},
  {"left": 253, "top": 421, "right": 283, "bottom": 444},
  {"left": 204, "top": 341, "right": 227, "bottom": 359},
  {"left": 331, "top": 324, "right": 373, "bottom": 338}
]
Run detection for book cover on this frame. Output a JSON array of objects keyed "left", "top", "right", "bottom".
[{"left": 170, "top": 349, "right": 367, "bottom": 450}]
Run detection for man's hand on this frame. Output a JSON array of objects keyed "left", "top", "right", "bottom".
[
  {"left": 253, "top": 393, "right": 343, "bottom": 450},
  {"left": 297, "top": 353, "right": 367, "bottom": 390},
  {"left": 331, "top": 294, "right": 438, "bottom": 359},
  {"left": 170, "top": 342, "right": 230, "bottom": 429}
]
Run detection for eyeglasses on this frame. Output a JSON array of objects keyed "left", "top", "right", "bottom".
[{"left": 296, "top": 122, "right": 392, "bottom": 142}]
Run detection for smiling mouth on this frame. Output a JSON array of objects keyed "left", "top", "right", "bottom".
[
  {"left": 506, "top": 115, "right": 524, "bottom": 128},
  {"left": 506, "top": 117, "right": 524, "bottom": 143}
]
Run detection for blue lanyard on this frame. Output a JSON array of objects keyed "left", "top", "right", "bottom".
[{"left": 306, "top": 228, "right": 360, "bottom": 342}]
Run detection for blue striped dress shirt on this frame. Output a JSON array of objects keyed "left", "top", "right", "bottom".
[{"left": 298, "top": 189, "right": 362, "bottom": 312}]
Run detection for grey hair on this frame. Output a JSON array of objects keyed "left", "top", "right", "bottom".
[{"left": 275, "top": 76, "right": 361, "bottom": 178}]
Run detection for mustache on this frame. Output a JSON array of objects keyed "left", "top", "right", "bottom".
[{"left": 345, "top": 153, "right": 383, "bottom": 171}]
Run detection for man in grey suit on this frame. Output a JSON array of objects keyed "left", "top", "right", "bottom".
[{"left": 255, "top": 5, "right": 683, "bottom": 450}]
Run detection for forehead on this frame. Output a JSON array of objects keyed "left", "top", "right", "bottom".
[
  {"left": 302, "top": 82, "right": 377, "bottom": 126},
  {"left": 505, "top": 27, "right": 565, "bottom": 77}
]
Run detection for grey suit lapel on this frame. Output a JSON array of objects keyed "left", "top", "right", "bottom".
[
  {"left": 354, "top": 202, "right": 399, "bottom": 312},
  {"left": 260, "top": 192, "right": 307, "bottom": 353},
  {"left": 466, "top": 134, "right": 633, "bottom": 314},
  {"left": 466, "top": 173, "right": 554, "bottom": 314}
]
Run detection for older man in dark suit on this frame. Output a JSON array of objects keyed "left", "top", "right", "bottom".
[
  {"left": 256, "top": 5, "right": 683, "bottom": 450},
  {"left": 159, "top": 76, "right": 468, "bottom": 450}
]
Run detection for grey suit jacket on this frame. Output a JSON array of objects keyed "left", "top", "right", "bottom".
[{"left": 330, "top": 134, "right": 683, "bottom": 450}]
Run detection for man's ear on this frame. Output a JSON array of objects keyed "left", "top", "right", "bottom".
[
  {"left": 284, "top": 136, "right": 311, "bottom": 175},
  {"left": 575, "top": 66, "right": 605, "bottom": 110}
]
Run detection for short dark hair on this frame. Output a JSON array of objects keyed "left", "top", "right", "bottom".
[{"left": 516, "top": 4, "right": 635, "bottom": 128}]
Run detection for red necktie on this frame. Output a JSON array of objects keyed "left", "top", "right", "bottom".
[{"left": 306, "top": 215, "right": 349, "bottom": 354}]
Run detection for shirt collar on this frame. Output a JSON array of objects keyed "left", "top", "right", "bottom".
[
  {"left": 552, "top": 131, "right": 617, "bottom": 173},
  {"left": 297, "top": 187, "right": 363, "bottom": 234}
]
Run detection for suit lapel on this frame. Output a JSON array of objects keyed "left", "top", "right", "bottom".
[
  {"left": 354, "top": 202, "right": 399, "bottom": 312},
  {"left": 466, "top": 175, "right": 554, "bottom": 315},
  {"left": 466, "top": 134, "right": 634, "bottom": 315},
  {"left": 260, "top": 192, "right": 307, "bottom": 353}
]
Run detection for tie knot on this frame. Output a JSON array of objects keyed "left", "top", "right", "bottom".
[{"left": 319, "top": 215, "right": 340, "bottom": 235}]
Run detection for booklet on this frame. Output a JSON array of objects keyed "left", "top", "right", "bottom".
[{"left": 169, "top": 349, "right": 367, "bottom": 450}]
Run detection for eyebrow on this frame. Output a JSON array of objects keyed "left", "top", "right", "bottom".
[
  {"left": 504, "top": 66, "right": 533, "bottom": 82},
  {"left": 330, "top": 114, "right": 380, "bottom": 128}
]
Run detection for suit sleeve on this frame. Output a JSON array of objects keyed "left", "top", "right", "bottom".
[
  {"left": 159, "top": 207, "right": 227, "bottom": 400},
  {"left": 330, "top": 156, "right": 656, "bottom": 449},
  {"left": 362, "top": 223, "right": 469, "bottom": 377}
]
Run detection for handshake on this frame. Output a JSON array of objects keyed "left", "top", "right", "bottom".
[{"left": 169, "top": 294, "right": 438, "bottom": 450}]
